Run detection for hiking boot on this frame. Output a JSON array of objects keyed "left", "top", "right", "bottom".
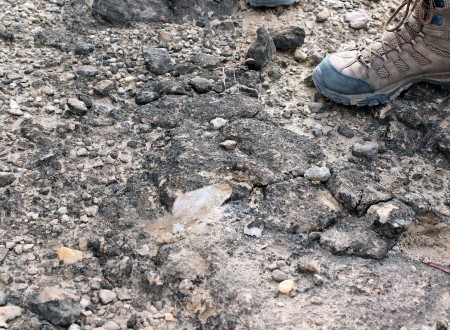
[
  {"left": 248, "top": 0, "right": 299, "bottom": 7},
  {"left": 313, "top": 0, "right": 450, "bottom": 106}
]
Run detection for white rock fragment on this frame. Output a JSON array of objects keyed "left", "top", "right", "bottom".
[
  {"left": 219, "top": 140, "right": 237, "bottom": 150},
  {"left": 136, "top": 244, "right": 150, "bottom": 256},
  {"left": 76, "top": 148, "right": 88, "bottom": 157},
  {"left": 172, "top": 184, "right": 232, "bottom": 220},
  {"left": 344, "top": 11, "right": 369, "bottom": 29},
  {"left": 98, "top": 289, "right": 117, "bottom": 305},
  {"left": 0, "top": 305, "right": 22, "bottom": 328},
  {"left": 244, "top": 225, "right": 263, "bottom": 238},
  {"left": 210, "top": 117, "right": 228, "bottom": 130},
  {"left": 172, "top": 223, "right": 185, "bottom": 234}
]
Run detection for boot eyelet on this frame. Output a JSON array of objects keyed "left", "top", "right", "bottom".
[{"left": 431, "top": 15, "right": 444, "bottom": 26}]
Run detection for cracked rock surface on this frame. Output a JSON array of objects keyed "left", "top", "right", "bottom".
[{"left": 0, "top": 0, "right": 449, "bottom": 329}]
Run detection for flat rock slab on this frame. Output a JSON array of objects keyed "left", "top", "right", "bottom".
[
  {"left": 326, "top": 168, "right": 393, "bottom": 216},
  {"left": 320, "top": 223, "right": 391, "bottom": 260},
  {"left": 92, "top": 0, "right": 173, "bottom": 24},
  {"left": 92, "top": 0, "right": 238, "bottom": 24},
  {"left": 254, "top": 177, "right": 341, "bottom": 234}
]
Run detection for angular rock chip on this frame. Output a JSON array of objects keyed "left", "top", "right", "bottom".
[
  {"left": 367, "top": 200, "right": 416, "bottom": 239},
  {"left": 142, "top": 47, "right": 173, "bottom": 75},
  {"left": 27, "top": 287, "right": 81, "bottom": 327},
  {"left": 270, "top": 26, "right": 305, "bottom": 51},
  {"left": 0, "top": 173, "right": 15, "bottom": 188},
  {"left": 57, "top": 247, "right": 83, "bottom": 264},
  {"left": 320, "top": 224, "right": 391, "bottom": 259},
  {"left": 246, "top": 26, "right": 276, "bottom": 71}
]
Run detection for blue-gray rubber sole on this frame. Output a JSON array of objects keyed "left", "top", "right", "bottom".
[
  {"left": 248, "top": 0, "right": 299, "bottom": 7},
  {"left": 312, "top": 65, "right": 450, "bottom": 107}
]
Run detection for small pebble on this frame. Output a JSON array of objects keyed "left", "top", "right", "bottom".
[{"left": 278, "top": 279, "right": 295, "bottom": 294}]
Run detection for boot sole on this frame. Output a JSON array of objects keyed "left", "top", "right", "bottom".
[
  {"left": 312, "top": 66, "right": 450, "bottom": 107},
  {"left": 248, "top": 0, "right": 299, "bottom": 7}
]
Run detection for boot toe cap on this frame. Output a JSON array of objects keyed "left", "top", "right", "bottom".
[{"left": 313, "top": 55, "right": 373, "bottom": 95}]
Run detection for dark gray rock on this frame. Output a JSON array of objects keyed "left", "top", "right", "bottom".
[
  {"left": 351, "top": 141, "right": 379, "bottom": 161},
  {"left": 320, "top": 223, "right": 391, "bottom": 259},
  {"left": 400, "top": 193, "right": 431, "bottom": 216},
  {"left": 34, "top": 29, "right": 73, "bottom": 51},
  {"left": 437, "top": 130, "right": 450, "bottom": 159},
  {"left": 272, "top": 269, "right": 288, "bottom": 282},
  {"left": 270, "top": 26, "right": 305, "bottom": 51},
  {"left": 337, "top": 125, "right": 355, "bottom": 138},
  {"left": 190, "top": 77, "right": 213, "bottom": 94},
  {"left": 136, "top": 80, "right": 189, "bottom": 105},
  {"left": 267, "top": 68, "right": 283, "bottom": 80},
  {"left": 0, "top": 173, "right": 15, "bottom": 188},
  {"left": 27, "top": 287, "right": 81, "bottom": 327},
  {"left": 0, "top": 285, "right": 6, "bottom": 306},
  {"left": 326, "top": 168, "right": 393, "bottom": 216},
  {"left": 92, "top": 0, "right": 173, "bottom": 25},
  {"left": 92, "top": 0, "right": 238, "bottom": 25},
  {"left": 246, "top": 26, "right": 276, "bottom": 71},
  {"left": 367, "top": 200, "right": 416, "bottom": 239},
  {"left": 0, "top": 24, "right": 14, "bottom": 42},
  {"left": 75, "top": 65, "right": 98, "bottom": 77},
  {"left": 191, "top": 53, "right": 221, "bottom": 69},
  {"left": 74, "top": 42, "right": 94, "bottom": 55},
  {"left": 142, "top": 47, "right": 173, "bottom": 75}
]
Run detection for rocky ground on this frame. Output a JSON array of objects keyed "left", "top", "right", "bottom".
[{"left": 0, "top": 0, "right": 449, "bottom": 329}]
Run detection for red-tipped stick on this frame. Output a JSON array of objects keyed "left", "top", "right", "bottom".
[{"left": 422, "top": 262, "right": 450, "bottom": 274}]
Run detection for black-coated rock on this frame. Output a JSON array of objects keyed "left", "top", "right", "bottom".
[
  {"left": 34, "top": 29, "right": 73, "bottom": 51},
  {"left": 326, "top": 167, "right": 393, "bottom": 216},
  {"left": 91, "top": 0, "right": 238, "bottom": 25},
  {"left": 92, "top": 0, "right": 173, "bottom": 25},
  {"left": 0, "top": 173, "right": 15, "bottom": 188},
  {"left": 320, "top": 223, "right": 391, "bottom": 259},
  {"left": 74, "top": 42, "right": 94, "bottom": 55},
  {"left": 142, "top": 47, "right": 173, "bottom": 75},
  {"left": 27, "top": 287, "right": 81, "bottom": 327},
  {"left": 367, "top": 200, "right": 416, "bottom": 239},
  {"left": 253, "top": 177, "right": 340, "bottom": 234},
  {"left": 270, "top": 26, "right": 305, "bottom": 51},
  {"left": 246, "top": 26, "right": 276, "bottom": 71},
  {"left": 136, "top": 80, "right": 190, "bottom": 105}
]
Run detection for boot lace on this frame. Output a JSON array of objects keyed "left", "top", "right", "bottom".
[{"left": 358, "top": 0, "right": 436, "bottom": 67}]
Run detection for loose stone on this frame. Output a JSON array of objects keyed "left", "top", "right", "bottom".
[{"left": 278, "top": 280, "right": 295, "bottom": 294}]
